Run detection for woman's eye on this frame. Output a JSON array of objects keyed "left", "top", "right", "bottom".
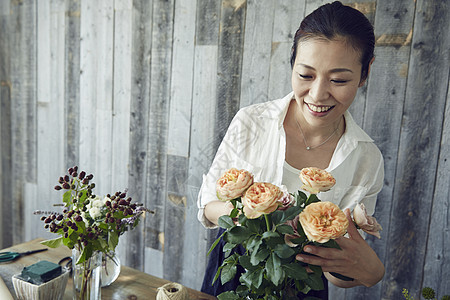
[
  {"left": 299, "top": 74, "right": 312, "bottom": 79},
  {"left": 331, "top": 79, "right": 349, "bottom": 84}
]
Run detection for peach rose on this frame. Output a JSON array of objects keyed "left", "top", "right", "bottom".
[
  {"left": 216, "top": 168, "right": 254, "bottom": 201},
  {"left": 299, "top": 201, "right": 349, "bottom": 243},
  {"left": 299, "top": 167, "right": 336, "bottom": 194},
  {"left": 353, "top": 203, "right": 382, "bottom": 239},
  {"left": 242, "top": 182, "right": 283, "bottom": 219}
]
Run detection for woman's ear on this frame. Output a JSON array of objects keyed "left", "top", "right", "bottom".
[{"left": 359, "top": 56, "right": 375, "bottom": 87}]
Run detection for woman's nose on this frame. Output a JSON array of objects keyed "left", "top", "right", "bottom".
[{"left": 309, "top": 78, "right": 330, "bottom": 101}]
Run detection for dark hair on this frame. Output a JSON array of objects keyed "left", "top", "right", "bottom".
[{"left": 290, "top": 1, "right": 375, "bottom": 81}]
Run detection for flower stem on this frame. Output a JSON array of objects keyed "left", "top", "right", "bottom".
[{"left": 264, "top": 214, "right": 271, "bottom": 231}]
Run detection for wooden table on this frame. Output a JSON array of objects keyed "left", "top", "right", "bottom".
[{"left": 0, "top": 239, "right": 216, "bottom": 299}]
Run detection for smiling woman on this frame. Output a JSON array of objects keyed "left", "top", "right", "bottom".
[{"left": 198, "top": 1, "right": 384, "bottom": 298}]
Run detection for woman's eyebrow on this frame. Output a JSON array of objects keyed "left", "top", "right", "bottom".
[{"left": 296, "top": 63, "right": 353, "bottom": 73}]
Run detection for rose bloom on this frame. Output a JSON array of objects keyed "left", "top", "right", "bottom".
[
  {"left": 299, "top": 201, "right": 348, "bottom": 243},
  {"left": 216, "top": 168, "right": 254, "bottom": 201},
  {"left": 299, "top": 167, "right": 336, "bottom": 194},
  {"left": 277, "top": 185, "right": 295, "bottom": 211},
  {"left": 353, "top": 203, "right": 382, "bottom": 239},
  {"left": 242, "top": 182, "right": 283, "bottom": 219}
]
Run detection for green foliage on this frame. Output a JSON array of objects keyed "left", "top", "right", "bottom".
[
  {"left": 38, "top": 166, "right": 153, "bottom": 265},
  {"left": 403, "top": 287, "right": 450, "bottom": 300},
  {"left": 209, "top": 191, "right": 329, "bottom": 299}
]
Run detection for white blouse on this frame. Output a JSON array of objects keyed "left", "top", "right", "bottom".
[{"left": 197, "top": 92, "right": 384, "bottom": 228}]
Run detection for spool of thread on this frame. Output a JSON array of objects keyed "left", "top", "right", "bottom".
[
  {"left": 156, "top": 282, "right": 189, "bottom": 300},
  {"left": 0, "top": 275, "right": 14, "bottom": 300}
]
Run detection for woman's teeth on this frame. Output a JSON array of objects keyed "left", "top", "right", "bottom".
[{"left": 307, "top": 103, "right": 332, "bottom": 113}]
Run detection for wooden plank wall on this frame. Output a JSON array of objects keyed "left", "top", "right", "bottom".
[{"left": 0, "top": 0, "right": 449, "bottom": 299}]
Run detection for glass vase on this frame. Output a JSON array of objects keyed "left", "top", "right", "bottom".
[
  {"left": 72, "top": 248, "right": 102, "bottom": 300},
  {"left": 101, "top": 251, "right": 121, "bottom": 287}
]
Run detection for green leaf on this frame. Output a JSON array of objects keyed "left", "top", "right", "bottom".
[
  {"left": 108, "top": 231, "right": 119, "bottom": 250},
  {"left": 213, "top": 265, "right": 224, "bottom": 284},
  {"left": 305, "top": 271, "right": 324, "bottom": 291},
  {"left": 240, "top": 268, "right": 264, "bottom": 289},
  {"left": 224, "top": 227, "right": 252, "bottom": 244},
  {"left": 276, "top": 224, "right": 294, "bottom": 235},
  {"left": 63, "top": 190, "right": 72, "bottom": 205},
  {"left": 221, "top": 263, "right": 237, "bottom": 284},
  {"left": 218, "top": 215, "right": 235, "bottom": 229},
  {"left": 246, "top": 218, "right": 262, "bottom": 234},
  {"left": 295, "top": 191, "right": 307, "bottom": 205},
  {"left": 262, "top": 231, "right": 279, "bottom": 239},
  {"left": 229, "top": 208, "right": 239, "bottom": 219},
  {"left": 270, "top": 210, "right": 283, "bottom": 225},
  {"left": 305, "top": 194, "right": 320, "bottom": 206},
  {"left": 283, "top": 262, "right": 308, "bottom": 280},
  {"left": 40, "top": 237, "right": 64, "bottom": 248},
  {"left": 273, "top": 243, "right": 296, "bottom": 259},
  {"left": 207, "top": 231, "right": 226, "bottom": 256},
  {"left": 239, "top": 255, "right": 258, "bottom": 271},
  {"left": 246, "top": 235, "right": 261, "bottom": 252},
  {"left": 280, "top": 206, "right": 302, "bottom": 222},
  {"left": 251, "top": 247, "right": 270, "bottom": 266},
  {"left": 265, "top": 252, "right": 283, "bottom": 286},
  {"left": 217, "top": 291, "right": 240, "bottom": 300}
]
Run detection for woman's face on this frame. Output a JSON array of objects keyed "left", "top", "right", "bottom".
[{"left": 291, "top": 38, "right": 364, "bottom": 128}]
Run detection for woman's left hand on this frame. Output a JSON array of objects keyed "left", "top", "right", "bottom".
[{"left": 295, "top": 208, "right": 385, "bottom": 288}]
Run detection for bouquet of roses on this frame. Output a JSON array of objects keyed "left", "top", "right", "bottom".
[{"left": 209, "top": 167, "right": 382, "bottom": 300}]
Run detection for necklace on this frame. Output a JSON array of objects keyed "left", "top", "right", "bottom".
[{"left": 295, "top": 118, "right": 341, "bottom": 150}]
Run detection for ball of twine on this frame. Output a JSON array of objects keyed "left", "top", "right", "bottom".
[{"left": 156, "top": 282, "right": 189, "bottom": 300}]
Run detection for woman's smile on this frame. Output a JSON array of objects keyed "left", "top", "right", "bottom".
[{"left": 305, "top": 102, "right": 335, "bottom": 114}]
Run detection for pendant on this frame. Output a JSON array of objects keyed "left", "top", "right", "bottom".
[{"left": 306, "top": 146, "right": 311, "bottom": 150}]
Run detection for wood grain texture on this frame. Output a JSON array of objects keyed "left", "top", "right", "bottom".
[
  {"left": 215, "top": 0, "right": 247, "bottom": 150},
  {"left": 382, "top": 0, "right": 450, "bottom": 298},
  {"left": 423, "top": 78, "right": 450, "bottom": 297},
  {"left": 167, "top": 0, "right": 196, "bottom": 157},
  {"left": 144, "top": 0, "right": 174, "bottom": 260},
  {"left": 239, "top": 0, "right": 274, "bottom": 107},
  {"left": 9, "top": 0, "right": 37, "bottom": 245},
  {"left": 64, "top": 0, "right": 81, "bottom": 169},
  {"left": 342, "top": 1, "right": 416, "bottom": 299},
  {"left": 0, "top": 3, "right": 11, "bottom": 249},
  {"left": 128, "top": 0, "right": 153, "bottom": 271},
  {"left": 1, "top": 0, "right": 449, "bottom": 296}
]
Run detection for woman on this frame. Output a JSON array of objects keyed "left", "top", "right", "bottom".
[{"left": 197, "top": 1, "right": 385, "bottom": 298}]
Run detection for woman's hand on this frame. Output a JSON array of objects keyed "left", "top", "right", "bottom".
[
  {"left": 204, "top": 201, "right": 235, "bottom": 226},
  {"left": 296, "top": 208, "right": 385, "bottom": 288}
]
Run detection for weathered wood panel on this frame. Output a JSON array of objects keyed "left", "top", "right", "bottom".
[
  {"left": 64, "top": 0, "right": 81, "bottom": 168},
  {"left": 144, "top": 0, "right": 175, "bottom": 272},
  {"left": 268, "top": 0, "right": 305, "bottom": 100},
  {"left": 129, "top": 0, "right": 154, "bottom": 273},
  {"left": 182, "top": 45, "right": 218, "bottom": 288},
  {"left": 1, "top": 0, "right": 449, "bottom": 297},
  {"left": 0, "top": 0, "right": 11, "bottom": 249},
  {"left": 382, "top": 0, "right": 450, "bottom": 298},
  {"left": 167, "top": 0, "right": 196, "bottom": 157},
  {"left": 239, "top": 0, "right": 274, "bottom": 107},
  {"left": 111, "top": 0, "right": 133, "bottom": 266},
  {"left": 215, "top": 0, "right": 247, "bottom": 148},
  {"left": 423, "top": 79, "right": 450, "bottom": 297},
  {"left": 9, "top": 0, "right": 37, "bottom": 245},
  {"left": 340, "top": 0, "right": 416, "bottom": 299}
]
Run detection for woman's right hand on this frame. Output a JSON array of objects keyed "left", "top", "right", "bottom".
[{"left": 204, "top": 201, "right": 235, "bottom": 226}]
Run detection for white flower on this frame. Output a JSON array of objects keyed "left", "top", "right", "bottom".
[{"left": 89, "top": 206, "right": 102, "bottom": 219}]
